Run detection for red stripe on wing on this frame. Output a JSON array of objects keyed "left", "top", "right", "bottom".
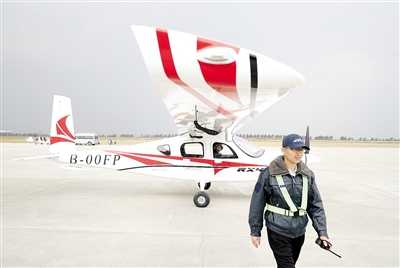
[
  {"left": 197, "top": 37, "right": 242, "bottom": 105},
  {"left": 155, "top": 29, "right": 238, "bottom": 121}
]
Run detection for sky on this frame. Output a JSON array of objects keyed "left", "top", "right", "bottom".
[{"left": 2, "top": 1, "right": 399, "bottom": 140}]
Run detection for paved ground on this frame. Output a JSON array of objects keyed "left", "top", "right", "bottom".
[{"left": 1, "top": 144, "right": 399, "bottom": 267}]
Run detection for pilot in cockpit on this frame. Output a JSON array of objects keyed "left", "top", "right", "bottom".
[{"left": 213, "top": 143, "right": 223, "bottom": 158}]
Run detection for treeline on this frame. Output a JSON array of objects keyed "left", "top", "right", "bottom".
[
  {"left": 0, "top": 132, "right": 46, "bottom": 137},
  {"left": 339, "top": 136, "right": 398, "bottom": 141},
  {"left": 118, "top": 134, "right": 178, "bottom": 138},
  {"left": 238, "top": 134, "right": 398, "bottom": 141},
  {"left": 1, "top": 132, "right": 398, "bottom": 141}
]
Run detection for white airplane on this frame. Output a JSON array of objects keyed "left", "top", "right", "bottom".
[
  {"left": 25, "top": 26, "right": 320, "bottom": 207},
  {"left": 26, "top": 136, "right": 50, "bottom": 145}
]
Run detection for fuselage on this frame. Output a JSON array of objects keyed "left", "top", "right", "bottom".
[{"left": 54, "top": 134, "right": 285, "bottom": 183}]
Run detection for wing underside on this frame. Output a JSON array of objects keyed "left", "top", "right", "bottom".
[{"left": 132, "top": 25, "right": 305, "bottom": 135}]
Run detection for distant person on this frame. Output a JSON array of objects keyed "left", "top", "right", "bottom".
[
  {"left": 108, "top": 139, "right": 116, "bottom": 145},
  {"left": 248, "top": 134, "right": 332, "bottom": 268},
  {"left": 213, "top": 143, "right": 223, "bottom": 158}
]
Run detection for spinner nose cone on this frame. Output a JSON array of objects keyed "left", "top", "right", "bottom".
[
  {"left": 286, "top": 68, "right": 305, "bottom": 88},
  {"left": 271, "top": 61, "right": 305, "bottom": 89},
  {"left": 258, "top": 56, "right": 306, "bottom": 90}
]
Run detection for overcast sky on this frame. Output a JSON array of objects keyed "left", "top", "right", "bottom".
[{"left": 2, "top": 1, "right": 399, "bottom": 139}]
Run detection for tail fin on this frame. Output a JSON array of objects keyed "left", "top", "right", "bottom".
[{"left": 49, "top": 95, "right": 76, "bottom": 154}]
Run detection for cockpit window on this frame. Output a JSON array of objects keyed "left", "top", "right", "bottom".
[
  {"left": 233, "top": 135, "right": 265, "bottom": 158},
  {"left": 213, "top": 142, "right": 238, "bottom": 159},
  {"left": 157, "top": 144, "right": 171, "bottom": 156},
  {"left": 180, "top": 142, "right": 204, "bottom": 158}
]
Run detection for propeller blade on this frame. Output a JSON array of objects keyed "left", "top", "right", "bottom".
[{"left": 305, "top": 126, "right": 310, "bottom": 154}]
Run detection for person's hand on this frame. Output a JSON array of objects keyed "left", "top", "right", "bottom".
[
  {"left": 251, "top": 236, "right": 261, "bottom": 248},
  {"left": 319, "top": 236, "right": 332, "bottom": 250}
]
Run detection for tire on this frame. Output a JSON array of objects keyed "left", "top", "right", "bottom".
[
  {"left": 87, "top": 142, "right": 92, "bottom": 146},
  {"left": 193, "top": 191, "right": 210, "bottom": 207},
  {"left": 197, "top": 182, "right": 211, "bottom": 190}
]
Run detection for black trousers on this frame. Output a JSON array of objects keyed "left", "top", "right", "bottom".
[{"left": 267, "top": 228, "right": 305, "bottom": 268}]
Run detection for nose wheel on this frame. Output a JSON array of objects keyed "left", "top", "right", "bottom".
[
  {"left": 193, "top": 191, "right": 210, "bottom": 207},
  {"left": 197, "top": 181, "right": 211, "bottom": 190}
]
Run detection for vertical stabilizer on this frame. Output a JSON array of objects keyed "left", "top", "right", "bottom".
[{"left": 49, "top": 95, "right": 76, "bottom": 154}]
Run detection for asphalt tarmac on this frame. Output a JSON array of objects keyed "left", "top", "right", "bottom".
[{"left": 2, "top": 144, "right": 399, "bottom": 267}]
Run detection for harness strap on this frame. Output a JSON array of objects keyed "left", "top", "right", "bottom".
[
  {"left": 266, "top": 204, "right": 306, "bottom": 217},
  {"left": 275, "top": 175, "right": 298, "bottom": 212},
  {"left": 267, "top": 174, "right": 308, "bottom": 217},
  {"left": 300, "top": 174, "right": 308, "bottom": 211}
]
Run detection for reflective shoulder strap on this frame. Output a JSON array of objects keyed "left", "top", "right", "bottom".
[
  {"left": 300, "top": 174, "right": 308, "bottom": 211},
  {"left": 275, "top": 175, "right": 298, "bottom": 212}
]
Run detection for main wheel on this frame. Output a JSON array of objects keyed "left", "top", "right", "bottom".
[
  {"left": 193, "top": 191, "right": 210, "bottom": 207},
  {"left": 197, "top": 182, "right": 211, "bottom": 190}
]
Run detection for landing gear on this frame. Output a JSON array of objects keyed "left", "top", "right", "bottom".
[
  {"left": 194, "top": 180, "right": 211, "bottom": 207},
  {"left": 197, "top": 182, "right": 211, "bottom": 190},
  {"left": 193, "top": 191, "right": 210, "bottom": 207}
]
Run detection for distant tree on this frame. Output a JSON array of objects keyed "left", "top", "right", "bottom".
[{"left": 315, "top": 135, "right": 333, "bottom": 140}]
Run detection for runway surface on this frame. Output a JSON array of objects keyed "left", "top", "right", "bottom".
[{"left": 2, "top": 144, "right": 399, "bottom": 267}]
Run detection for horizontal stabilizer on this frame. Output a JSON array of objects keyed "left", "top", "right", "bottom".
[{"left": 10, "top": 154, "right": 60, "bottom": 162}]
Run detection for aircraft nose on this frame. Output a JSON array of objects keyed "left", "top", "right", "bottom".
[
  {"left": 257, "top": 55, "right": 306, "bottom": 90},
  {"left": 285, "top": 68, "right": 305, "bottom": 88}
]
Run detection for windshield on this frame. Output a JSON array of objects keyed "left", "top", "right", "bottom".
[{"left": 233, "top": 135, "right": 265, "bottom": 158}]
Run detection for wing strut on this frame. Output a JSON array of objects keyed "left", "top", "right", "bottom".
[{"left": 193, "top": 106, "right": 219, "bottom": 136}]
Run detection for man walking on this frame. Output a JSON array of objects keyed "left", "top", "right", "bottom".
[{"left": 248, "top": 134, "right": 331, "bottom": 268}]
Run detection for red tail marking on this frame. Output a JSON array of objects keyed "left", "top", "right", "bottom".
[
  {"left": 50, "top": 136, "right": 74, "bottom": 145},
  {"left": 50, "top": 115, "right": 75, "bottom": 145},
  {"left": 56, "top": 115, "right": 74, "bottom": 140}
]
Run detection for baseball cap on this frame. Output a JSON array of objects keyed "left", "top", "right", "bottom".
[{"left": 282, "top": 134, "right": 310, "bottom": 150}]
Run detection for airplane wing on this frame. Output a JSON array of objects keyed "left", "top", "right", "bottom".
[{"left": 132, "top": 25, "right": 305, "bottom": 135}]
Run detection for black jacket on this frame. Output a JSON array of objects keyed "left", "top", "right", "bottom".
[{"left": 248, "top": 155, "right": 328, "bottom": 238}]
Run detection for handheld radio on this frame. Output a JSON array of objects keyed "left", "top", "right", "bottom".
[{"left": 315, "top": 238, "right": 341, "bottom": 258}]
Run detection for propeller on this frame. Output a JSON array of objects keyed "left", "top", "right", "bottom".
[
  {"left": 305, "top": 126, "right": 310, "bottom": 164},
  {"left": 305, "top": 126, "right": 310, "bottom": 154}
]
